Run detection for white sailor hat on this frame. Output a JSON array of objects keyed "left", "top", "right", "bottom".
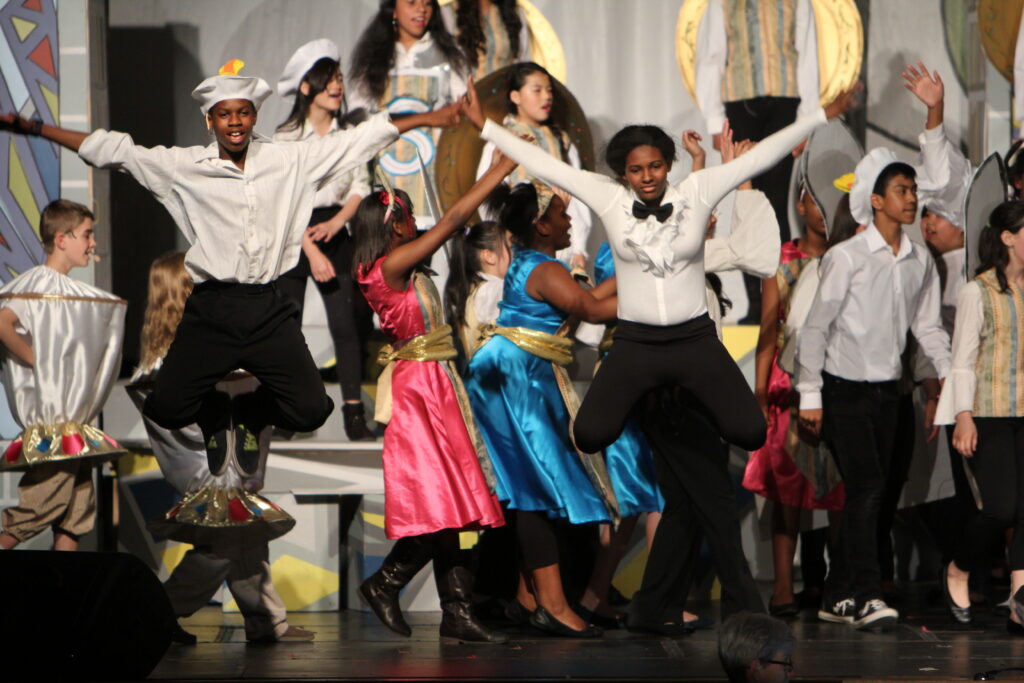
[
  {"left": 849, "top": 147, "right": 901, "bottom": 226},
  {"left": 277, "top": 39, "right": 340, "bottom": 99},
  {"left": 191, "top": 59, "right": 272, "bottom": 115}
]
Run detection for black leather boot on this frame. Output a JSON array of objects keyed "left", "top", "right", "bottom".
[
  {"left": 343, "top": 402, "right": 374, "bottom": 441},
  {"left": 434, "top": 547, "right": 508, "bottom": 644},
  {"left": 358, "top": 536, "right": 433, "bottom": 636}
]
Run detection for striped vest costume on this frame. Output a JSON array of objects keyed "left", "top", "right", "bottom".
[
  {"left": 973, "top": 269, "right": 1024, "bottom": 417},
  {"left": 722, "top": 0, "right": 800, "bottom": 103}
]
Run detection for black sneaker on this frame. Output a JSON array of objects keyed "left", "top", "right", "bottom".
[
  {"left": 233, "top": 393, "right": 267, "bottom": 476},
  {"left": 853, "top": 599, "right": 898, "bottom": 630},
  {"left": 199, "top": 392, "right": 231, "bottom": 475},
  {"left": 817, "top": 598, "right": 856, "bottom": 624}
]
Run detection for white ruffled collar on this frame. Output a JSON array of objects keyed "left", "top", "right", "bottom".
[{"left": 619, "top": 184, "right": 687, "bottom": 278}]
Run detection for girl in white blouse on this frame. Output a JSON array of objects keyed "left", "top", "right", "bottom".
[
  {"left": 461, "top": 79, "right": 857, "bottom": 456},
  {"left": 476, "top": 62, "right": 591, "bottom": 270},
  {"left": 349, "top": 0, "right": 469, "bottom": 227},
  {"left": 936, "top": 202, "right": 1024, "bottom": 630},
  {"left": 275, "top": 40, "right": 375, "bottom": 441}
]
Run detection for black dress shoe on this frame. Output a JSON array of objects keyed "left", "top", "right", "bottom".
[
  {"left": 529, "top": 606, "right": 603, "bottom": 638},
  {"left": 343, "top": 402, "right": 375, "bottom": 441},
  {"left": 504, "top": 599, "right": 534, "bottom": 626},
  {"left": 769, "top": 602, "right": 800, "bottom": 619},
  {"left": 573, "top": 604, "right": 623, "bottom": 630},
  {"left": 171, "top": 621, "right": 198, "bottom": 645},
  {"left": 942, "top": 561, "right": 972, "bottom": 625},
  {"left": 626, "top": 618, "right": 694, "bottom": 638}
]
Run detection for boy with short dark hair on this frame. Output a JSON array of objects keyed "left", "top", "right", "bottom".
[
  {"left": 1, "top": 62, "right": 461, "bottom": 453},
  {"left": 795, "top": 150, "right": 951, "bottom": 629},
  {"left": 0, "top": 199, "right": 126, "bottom": 551}
]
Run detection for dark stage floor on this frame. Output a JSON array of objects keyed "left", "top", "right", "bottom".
[{"left": 151, "top": 585, "right": 1024, "bottom": 682}]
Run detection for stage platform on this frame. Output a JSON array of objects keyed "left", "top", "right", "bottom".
[{"left": 150, "top": 586, "right": 1024, "bottom": 682}]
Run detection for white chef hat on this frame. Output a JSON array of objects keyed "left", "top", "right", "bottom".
[
  {"left": 849, "top": 147, "right": 901, "bottom": 226},
  {"left": 191, "top": 59, "right": 272, "bottom": 115},
  {"left": 277, "top": 39, "right": 341, "bottom": 99}
]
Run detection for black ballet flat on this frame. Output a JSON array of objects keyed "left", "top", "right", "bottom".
[
  {"left": 1007, "top": 618, "right": 1024, "bottom": 635},
  {"left": 572, "top": 604, "right": 623, "bottom": 630},
  {"left": 529, "top": 606, "right": 603, "bottom": 638},
  {"left": 942, "top": 561, "right": 973, "bottom": 625},
  {"left": 503, "top": 599, "right": 534, "bottom": 626},
  {"left": 625, "top": 617, "right": 694, "bottom": 638}
]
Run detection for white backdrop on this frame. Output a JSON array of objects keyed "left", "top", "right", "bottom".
[{"left": 107, "top": 0, "right": 995, "bottom": 320}]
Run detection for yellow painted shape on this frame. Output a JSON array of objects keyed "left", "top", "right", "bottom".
[
  {"left": 722, "top": 324, "right": 760, "bottom": 362},
  {"left": 6, "top": 266, "right": 19, "bottom": 280},
  {"left": 162, "top": 542, "right": 192, "bottom": 574},
  {"left": 458, "top": 531, "right": 479, "bottom": 550},
  {"left": 610, "top": 546, "right": 649, "bottom": 599},
  {"left": 113, "top": 451, "right": 160, "bottom": 477},
  {"left": 361, "top": 510, "right": 386, "bottom": 529},
  {"left": 40, "top": 84, "right": 58, "bottom": 123},
  {"left": 11, "top": 16, "right": 35, "bottom": 42},
  {"left": 8, "top": 138, "right": 41, "bottom": 235},
  {"left": 263, "top": 554, "right": 340, "bottom": 611}
]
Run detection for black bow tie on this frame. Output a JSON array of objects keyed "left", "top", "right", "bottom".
[{"left": 632, "top": 200, "right": 673, "bottom": 223}]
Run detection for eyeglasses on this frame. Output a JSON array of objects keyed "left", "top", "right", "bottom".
[{"left": 761, "top": 658, "right": 794, "bottom": 672}]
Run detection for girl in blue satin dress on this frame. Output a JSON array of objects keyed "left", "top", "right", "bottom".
[{"left": 465, "top": 181, "right": 617, "bottom": 638}]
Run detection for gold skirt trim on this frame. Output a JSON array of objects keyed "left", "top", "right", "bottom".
[
  {"left": 147, "top": 485, "right": 296, "bottom": 544},
  {"left": 0, "top": 422, "right": 127, "bottom": 472}
]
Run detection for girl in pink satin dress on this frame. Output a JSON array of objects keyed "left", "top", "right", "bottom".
[{"left": 351, "top": 148, "right": 518, "bottom": 644}]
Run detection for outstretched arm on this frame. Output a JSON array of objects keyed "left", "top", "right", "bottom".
[
  {"left": 460, "top": 79, "right": 616, "bottom": 215},
  {"left": 382, "top": 149, "right": 518, "bottom": 287},
  {"left": 692, "top": 85, "right": 859, "bottom": 209},
  {"left": 1, "top": 113, "right": 88, "bottom": 152},
  {"left": 527, "top": 262, "right": 618, "bottom": 324}
]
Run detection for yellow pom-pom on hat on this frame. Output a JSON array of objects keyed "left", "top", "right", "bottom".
[
  {"left": 191, "top": 58, "right": 272, "bottom": 115},
  {"left": 833, "top": 172, "right": 855, "bottom": 194},
  {"left": 219, "top": 58, "right": 246, "bottom": 76}
]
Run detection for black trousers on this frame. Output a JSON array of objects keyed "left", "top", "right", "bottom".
[
  {"left": 724, "top": 96, "right": 799, "bottom": 321},
  {"left": 630, "top": 389, "right": 765, "bottom": 624},
  {"left": 573, "top": 315, "right": 766, "bottom": 455},
  {"left": 821, "top": 373, "right": 901, "bottom": 606},
  {"left": 143, "top": 281, "right": 333, "bottom": 433},
  {"left": 953, "top": 417, "right": 1024, "bottom": 571},
  {"left": 276, "top": 207, "right": 372, "bottom": 402},
  {"left": 878, "top": 393, "right": 916, "bottom": 582}
]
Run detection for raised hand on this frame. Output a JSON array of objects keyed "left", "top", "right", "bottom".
[
  {"left": 902, "top": 61, "right": 943, "bottom": 109},
  {"left": 681, "top": 130, "right": 704, "bottom": 159},
  {"left": 823, "top": 81, "right": 863, "bottom": 120},
  {"left": 461, "top": 76, "right": 486, "bottom": 131}
]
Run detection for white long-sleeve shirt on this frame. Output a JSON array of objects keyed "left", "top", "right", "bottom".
[
  {"left": 480, "top": 108, "right": 825, "bottom": 326},
  {"left": 695, "top": 0, "right": 819, "bottom": 133},
  {"left": 477, "top": 136, "right": 592, "bottom": 259},
  {"left": 934, "top": 280, "right": 985, "bottom": 425},
  {"left": 795, "top": 224, "right": 951, "bottom": 410},
  {"left": 78, "top": 113, "right": 397, "bottom": 284},
  {"left": 272, "top": 118, "right": 371, "bottom": 211}
]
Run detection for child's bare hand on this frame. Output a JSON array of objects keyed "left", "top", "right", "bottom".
[
  {"left": 681, "top": 130, "right": 704, "bottom": 159},
  {"left": 460, "top": 76, "right": 486, "bottom": 131},
  {"left": 902, "top": 61, "right": 943, "bottom": 109},
  {"left": 308, "top": 249, "right": 336, "bottom": 283},
  {"left": 431, "top": 102, "right": 462, "bottom": 128},
  {"left": 824, "top": 81, "right": 862, "bottom": 119},
  {"left": 489, "top": 147, "right": 518, "bottom": 173}
]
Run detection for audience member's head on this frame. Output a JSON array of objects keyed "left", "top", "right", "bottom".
[{"left": 718, "top": 612, "right": 796, "bottom": 683}]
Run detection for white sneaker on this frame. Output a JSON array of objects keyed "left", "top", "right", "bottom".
[
  {"left": 818, "top": 598, "right": 856, "bottom": 624},
  {"left": 853, "top": 599, "right": 898, "bottom": 630}
]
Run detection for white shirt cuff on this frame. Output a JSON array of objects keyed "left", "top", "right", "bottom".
[{"left": 799, "top": 392, "right": 822, "bottom": 410}]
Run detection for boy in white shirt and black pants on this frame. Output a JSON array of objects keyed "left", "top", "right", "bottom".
[
  {"left": 1, "top": 64, "right": 459, "bottom": 454},
  {"left": 795, "top": 149, "right": 951, "bottom": 630}
]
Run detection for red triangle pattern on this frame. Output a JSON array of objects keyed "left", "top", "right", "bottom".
[
  {"left": 21, "top": 0, "right": 42, "bottom": 12},
  {"left": 28, "top": 35, "right": 54, "bottom": 76}
]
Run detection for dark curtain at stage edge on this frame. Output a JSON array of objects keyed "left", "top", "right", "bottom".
[{"left": 107, "top": 26, "right": 201, "bottom": 376}]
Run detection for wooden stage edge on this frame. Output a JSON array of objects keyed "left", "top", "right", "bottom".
[{"left": 150, "top": 586, "right": 1024, "bottom": 682}]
